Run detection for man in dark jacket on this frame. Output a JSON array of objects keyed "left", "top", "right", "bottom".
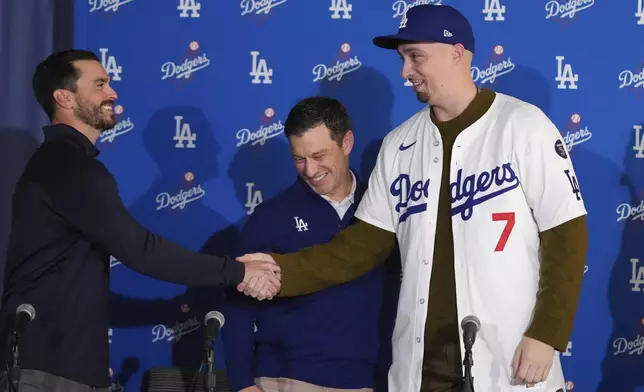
[{"left": 0, "top": 49, "right": 279, "bottom": 392}]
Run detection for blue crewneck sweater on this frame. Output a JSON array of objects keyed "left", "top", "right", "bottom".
[{"left": 222, "top": 173, "right": 388, "bottom": 392}]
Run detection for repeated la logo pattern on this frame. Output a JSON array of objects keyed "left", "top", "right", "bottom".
[
  {"left": 77, "top": 3, "right": 643, "bottom": 392},
  {"left": 482, "top": 0, "right": 506, "bottom": 21}
]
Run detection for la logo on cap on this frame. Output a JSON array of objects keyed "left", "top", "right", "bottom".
[{"left": 399, "top": 12, "right": 408, "bottom": 28}]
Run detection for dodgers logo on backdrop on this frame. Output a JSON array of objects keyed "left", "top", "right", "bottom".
[
  {"left": 236, "top": 108, "right": 284, "bottom": 147},
  {"left": 471, "top": 45, "right": 515, "bottom": 84},
  {"left": 156, "top": 181, "right": 206, "bottom": 211},
  {"left": 152, "top": 317, "right": 201, "bottom": 343},
  {"left": 545, "top": 0, "right": 595, "bottom": 19},
  {"left": 312, "top": 43, "right": 362, "bottom": 83},
  {"left": 555, "top": 56, "right": 579, "bottom": 90},
  {"left": 560, "top": 113, "right": 592, "bottom": 151},
  {"left": 392, "top": 0, "right": 441, "bottom": 18},
  {"left": 618, "top": 63, "right": 644, "bottom": 90},
  {"left": 250, "top": 51, "right": 273, "bottom": 84},
  {"left": 330, "top": 0, "right": 352, "bottom": 19},
  {"left": 390, "top": 174, "right": 430, "bottom": 223},
  {"left": 638, "top": 0, "right": 644, "bottom": 24},
  {"left": 178, "top": 0, "right": 201, "bottom": 18},
  {"left": 99, "top": 48, "right": 122, "bottom": 82},
  {"left": 161, "top": 41, "right": 210, "bottom": 80},
  {"left": 89, "top": 0, "right": 134, "bottom": 12},
  {"left": 616, "top": 198, "right": 644, "bottom": 222},
  {"left": 483, "top": 0, "right": 506, "bottom": 21},
  {"left": 630, "top": 258, "right": 644, "bottom": 292},
  {"left": 245, "top": 183, "right": 263, "bottom": 215},
  {"left": 450, "top": 163, "right": 520, "bottom": 221},
  {"left": 241, "top": 0, "right": 288, "bottom": 16},
  {"left": 634, "top": 125, "right": 644, "bottom": 158},
  {"left": 613, "top": 332, "right": 644, "bottom": 355}
]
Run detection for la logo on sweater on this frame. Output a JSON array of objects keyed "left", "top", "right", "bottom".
[{"left": 294, "top": 216, "right": 309, "bottom": 232}]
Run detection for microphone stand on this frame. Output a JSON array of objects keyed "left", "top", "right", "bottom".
[
  {"left": 462, "top": 342, "right": 474, "bottom": 392},
  {"left": 204, "top": 340, "right": 216, "bottom": 392},
  {"left": 7, "top": 332, "right": 22, "bottom": 392}
]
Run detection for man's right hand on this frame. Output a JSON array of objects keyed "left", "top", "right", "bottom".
[
  {"left": 240, "top": 386, "right": 262, "bottom": 392},
  {"left": 241, "top": 258, "right": 280, "bottom": 300}
]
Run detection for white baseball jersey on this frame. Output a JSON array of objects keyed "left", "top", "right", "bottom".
[{"left": 354, "top": 92, "right": 587, "bottom": 392}]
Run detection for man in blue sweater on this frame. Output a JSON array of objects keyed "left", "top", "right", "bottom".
[{"left": 222, "top": 97, "right": 392, "bottom": 392}]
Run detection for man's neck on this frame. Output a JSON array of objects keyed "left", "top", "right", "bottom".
[
  {"left": 52, "top": 117, "right": 100, "bottom": 144},
  {"left": 326, "top": 170, "right": 355, "bottom": 202},
  {"left": 431, "top": 81, "right": 479, "bottom": 122}
]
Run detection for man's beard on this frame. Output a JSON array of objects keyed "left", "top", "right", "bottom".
[{"left": 74, "top": 96, "right": 115, "bottom": 131}]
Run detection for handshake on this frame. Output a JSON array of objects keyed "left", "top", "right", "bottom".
[{"left": 236, "top": 253, "right": 281, "bottom": 300}]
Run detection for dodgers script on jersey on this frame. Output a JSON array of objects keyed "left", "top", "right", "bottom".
[{"left": 354, "top": 93, "right": 587, "bottom": 392}]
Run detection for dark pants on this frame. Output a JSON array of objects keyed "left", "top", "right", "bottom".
[{"left": 0, "top": 369, "right": 110, "bottom": 392}]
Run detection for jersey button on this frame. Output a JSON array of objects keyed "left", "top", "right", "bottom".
[
  {"left": 433, "top": 141, "right": 439, "bottom": 146},
  {"left": 423, "top": 259, "right": 429, "bottom": 265},
  {"left": 419, "top": 298, "right": 425, "bottom": 304},
  {"left": 416, "top": 337, "right": 421, "bottom": 343},
  {"left": 433, "top": 157, "right": 439, "bottom": 163}
]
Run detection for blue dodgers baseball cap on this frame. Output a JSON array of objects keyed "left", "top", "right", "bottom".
[{"left": 373, "top": 4, "right": 475, "bottom": 53}]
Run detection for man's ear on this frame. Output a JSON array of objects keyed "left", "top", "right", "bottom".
[
  {"left": 452, "top": 44, "right": 466, "bottom": 63},
  {"left": 53, "top": 89, "right": 75, "bottom": 110},
  {"left": 342, "top": 130, "right": 355, "bottom": 155}
]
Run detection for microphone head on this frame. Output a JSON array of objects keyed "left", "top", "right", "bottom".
[
  {"left": 461, "top": 315, "right": 480, "bottom": 331},
  {"left": 205, "top": 310, "right": 224, "bottom": 328},
  {"left": 16, "top": 304, "right": 35, "bottom": 320}
]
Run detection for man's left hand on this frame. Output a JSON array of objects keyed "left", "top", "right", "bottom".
[{"left": 511, "top": 336, "right": 554, "bottom": 385}]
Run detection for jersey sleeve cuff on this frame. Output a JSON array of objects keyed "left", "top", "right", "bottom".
[
  {"left": 354, "top": 212, "right": 395, "bottom": 233},
  {"left": 537, "top": 209, "right": 587, "bottom": 233}
]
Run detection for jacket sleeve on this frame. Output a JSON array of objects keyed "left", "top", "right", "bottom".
[
  {"left": 48, "top": 163, "right": 244, "bottom": 286},
  {"left": 273, "top": 218, "right": 397, "bottom": 297},
  {"left": 222, "top": 205, "right": 273, "bottom": 392}
]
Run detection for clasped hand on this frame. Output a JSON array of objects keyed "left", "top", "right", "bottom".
[{"left": 237, "top": 253, "right": 280, "bottom": 300}]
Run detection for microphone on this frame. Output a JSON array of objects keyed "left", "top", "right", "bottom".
[
  {"left": 202, "top": 311, "right": 224, "bottom": 392},
  {"left": 13, "top": 304, "right": 36, "bottom": 336},
  {"left": 7, "top": 305, "right": 35, "bottom": 392},
  {"left": 203, "top": 311, "right": 225, "bottom": 350},
  {"left": 461, "top": 315, "right": 480, "bottom": 350}
]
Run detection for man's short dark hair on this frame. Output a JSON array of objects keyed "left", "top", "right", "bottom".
[
  {"left": 284, "top": 97, "right": 352, "bottom": 146},
  {"left": 32, "top": 49, "right": 99, "bottom": 120}
]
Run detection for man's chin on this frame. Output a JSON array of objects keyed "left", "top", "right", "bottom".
[
  {"left": 416, "top": 92, "right": 429, "bottom": 104},
  {"left": 98, "top": 118, "right": 116, "bottom": 132},
  {"left": 307, "top": 181, "right": 330, "bottom": 195}
]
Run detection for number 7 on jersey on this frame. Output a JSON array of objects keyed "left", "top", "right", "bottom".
[{"left": 492, "top": 212, "right": 515, "bottom": 252}]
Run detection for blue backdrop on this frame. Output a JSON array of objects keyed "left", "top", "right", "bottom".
[{"left": 72, "top": 1, "right": 644, "bottom": 391}]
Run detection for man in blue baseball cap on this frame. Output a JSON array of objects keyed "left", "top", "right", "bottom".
[
  {"left": 236, "top": 4, "right": 587, "bottom": 392},
  {"left": 368, "top": 4, "right": 586, "bottom": 392}
]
